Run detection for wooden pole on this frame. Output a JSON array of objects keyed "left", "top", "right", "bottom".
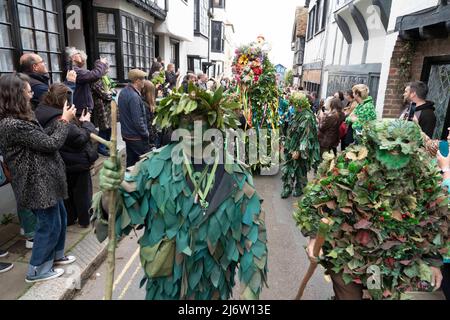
[
  {"left": 104, "top": 100, "right": 118, "bottom": 300},
  {"left": 90, "top": 133, "right": 111, "bottom": 149},
  {"left": 295, "top": 218, "right": 331, "bottom": 300}
]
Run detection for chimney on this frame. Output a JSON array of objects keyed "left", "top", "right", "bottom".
[{"left": 305, "top": 0, "right": 311, "bottom": 8}]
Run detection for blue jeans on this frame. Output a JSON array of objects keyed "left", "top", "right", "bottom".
[{"left": 27, "top": 200, "right": 67, "bottom": 277}]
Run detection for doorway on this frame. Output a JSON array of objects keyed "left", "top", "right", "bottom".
[{"left": 422, "top": 57, "right": 450, "bottom": 140}]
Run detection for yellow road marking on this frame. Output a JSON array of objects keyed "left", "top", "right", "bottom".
[
  {"left": 101, "top": 246, "right": 140, "bottom": 300},
  {"left": 118, "top": 264, "right": 142, "bottom": 300}
]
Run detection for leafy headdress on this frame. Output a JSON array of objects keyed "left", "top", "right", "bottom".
[{"left": 154, "top": 84, "right": 241, "bottom": 131}]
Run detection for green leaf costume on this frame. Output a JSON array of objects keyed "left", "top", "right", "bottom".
[
  {"left": 92, "top": 85, "right": 269, "bottom": 301},
  {"left": 294, "top": 119, "right": 449, "bottom": 299},
  {"left": 281, "top": 92, "right": 321, "bottom": 198}
]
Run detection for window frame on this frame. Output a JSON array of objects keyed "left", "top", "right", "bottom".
[
  {"left": 194, "top": 0, "right": 209, "bottom": 38},
  {"left": 94, "top": 8, "right": 121, "bottom": 80},
  {"left": 93, "top": 7, "right": 155, "bottom": 83},
  {"left": 306, "top": 5, "right": 316, "bottom": 41},
  {"left": 0, "top": 0, "right": 65, "bottom": 82},
  {"left": 210, "top": 20, "right": 224, "bottom": 53}
]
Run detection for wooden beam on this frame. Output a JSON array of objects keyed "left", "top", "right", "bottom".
[
  {"left": 335, "top": 13, "right": 353, "bottom": 44},
  {"left": 349, "top": 3, "right": 369, "bottom": 41}
]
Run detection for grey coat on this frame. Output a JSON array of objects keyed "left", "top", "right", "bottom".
[{"left": 0, "top": 117, "right": 69, "bottom": 210}]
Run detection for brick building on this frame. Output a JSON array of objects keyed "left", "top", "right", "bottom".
[
  {"left": 381, "top": 0, "right": 450, "bottom": 140},
  {"left": 298, "top": 0, "right": 450, "bottom": 141}
]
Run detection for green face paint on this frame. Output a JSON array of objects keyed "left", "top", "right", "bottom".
[
  {"left": 367, "top": 120, "right": 422, "bottom": 171},
  {"left": 375, "top": 149, "right": 411, "bottom": 169}
]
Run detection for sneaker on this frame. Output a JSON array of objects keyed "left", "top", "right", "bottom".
[
  {"left": 0, "top": 262, "right": 13, "bottom": 273},
  {"left": 54, "top": 255, "right": 76, "bottom": 266},
  {"left": 0, "top": 249, "right": 8, "bottom": 258},
  {"left": 25, "top": 268, "right": 64, "bottom": 283},
  {"left": 25, "top": 239, "right": 33, "bottom": 249}
]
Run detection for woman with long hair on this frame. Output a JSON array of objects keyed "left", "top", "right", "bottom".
[
  {"left": 142, "top": 80, "right": 160, "bottom": 150},
  {"left": 318, "top": 97, "right": 346, "bottom": 156},
  {"left": 0, "top": 74, "right": 77, "bottom": 283},
  {"left": 341, "top": 90, "right": 359, "bottom": 150},
  {"left": 35, "top": 83, "right": 98, "bottom": 228}
]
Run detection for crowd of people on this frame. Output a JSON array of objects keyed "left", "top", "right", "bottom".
[
  {"left": 0, "top": 49, "right": 448, "bottom": 300},
  {"left": 279, "top": 81, "right": 448, "bottom": 300},
  {"left": 280, "top": 81, "right": 438, "bottom": 159},
  {"left": 0, "top": 49, "right": 234, "bottom": 281}
]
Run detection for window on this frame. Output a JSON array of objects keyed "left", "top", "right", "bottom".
[
  {"left": 122, "top": 15, "right": 135, "bottom": 79},
  {"left": 1, "top": 0, "right": 63, "bottom": 81},
  {"left": 98, "top": 41, "right": 117, "bottom": 79},
  {"left": 95, "top": 9, "right": 154, "bottom": 82},
  {"left": 170, "top": 40, "right": 179, "bottom": 69},
  {"left": 194, "top": 0, "right": 209, "bottom": 37},
  {"left": 315, "top": 0, "right": 323, "bottom": 33},
  {"left": 212, "top": 0, "right": 225, "bottom": 8},
  {"left": 211, "top": 20, "right": 223, "bottom": 53},
  {"left": 307, "top": 6, "right": 316, "bottom": 40},
  {"left": 188, "top": 56, "right": 201, "bottom": 74},
  {"left": 304, "top": 81, "right": 320, "bottom": 95},
  {"left": 120, "top": 14, "right": 154, "bottom": 80},
  {"left": 0, "top": 0, "right": 14, "bottom": 73},
  {"left": 321, "top": 0, "right": 328, "bottom": 30},
  {"left": 97, "top": 12, "right": 115, "bottom": 35},
  {"left": 95, "top": 10, "right": 118, "bottom": 79}
]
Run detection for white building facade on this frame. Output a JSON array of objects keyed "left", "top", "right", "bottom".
[
  {"left": 185, "top": 0, "right": 234, "bottom": 79},
  {"left": 154, "top": 0, "right": 193, "bottom": 74},
  {"left": 302, "top": 0, "right": 450, "bottom": 139}
]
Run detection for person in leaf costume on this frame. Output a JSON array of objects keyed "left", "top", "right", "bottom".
[
  {"left": 91, "top": 85, "right": 268, "bottom": 300},
  {"left": 294, "top": 119, "right": 449, "bottom": 300},
  {"left": 281, "top": 92, "right": 321, "bottom": 199}
]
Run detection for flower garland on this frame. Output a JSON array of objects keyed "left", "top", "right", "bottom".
[{"left": 232, "top": 44, "right": 264, "bottom": 86}]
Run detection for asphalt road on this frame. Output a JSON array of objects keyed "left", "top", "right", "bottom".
[{"left": 75, "top": 173, "right": 333, "bottom": 300}]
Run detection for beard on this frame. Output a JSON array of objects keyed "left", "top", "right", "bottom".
[{"left": 376, "top": 149, "right": 411, "bottom": 170}]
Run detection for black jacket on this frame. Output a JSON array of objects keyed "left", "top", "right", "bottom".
[
  {"left": 165, "top": 71, "right": 178, "bottom": 90},
  {"left": 25, "top": 72, "right": 76, "bottom": 110},
  {"left": 35, "top": 104, "right": 99, "bottom": 173},
  {"left": 416, "top": 101, "right": 437, "bottom": 139}
]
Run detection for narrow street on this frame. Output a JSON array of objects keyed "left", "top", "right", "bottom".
[{"left": 75, "top": 174, "right": 333, "bottom": 300}]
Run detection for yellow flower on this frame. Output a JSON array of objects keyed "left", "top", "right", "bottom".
[{"left": 238, "top": 55, "right": 249, "bottom": 66}]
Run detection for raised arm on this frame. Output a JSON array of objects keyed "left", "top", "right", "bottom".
[
  {"left": 12, "top": 118, "right": 69, "bottom": 153},
  {"left": 76, "top": 60, "right": 108, "bottom": 84}
]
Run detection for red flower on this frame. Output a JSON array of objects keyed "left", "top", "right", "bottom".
[
  {"left": 253, "top": 67, "right": 263, "bottom": 76},
  {"left": 254, "top": 76, "right": 259, "bottom": 82},
  {"left": 379, "top": 216, "right": 385, "bottom": 222}
]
